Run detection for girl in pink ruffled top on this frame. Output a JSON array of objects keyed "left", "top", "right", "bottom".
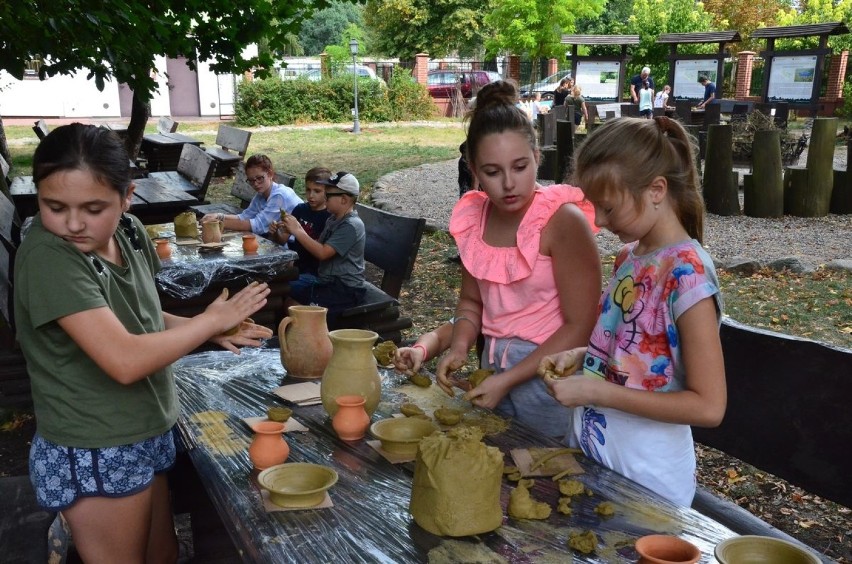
[
  {"left": 435, "top": 80, "right": 602, "bottom": 438},
  {"left": 538, "top": 117, "right": 727, "bottom": 505}
]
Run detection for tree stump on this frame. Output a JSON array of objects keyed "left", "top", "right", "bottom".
[
  {"left": 703, "top": 124, "right": 740, "bottom": 216},
  {"left": 556, "top": 119, "right": 574, "bottom": 182},
  {"left": 745, "top": 129, "right": 783, "bottom": 217},
  {"left": 538, "top": 146, "right": 558, "bottom": 181},
  {"left": 783, "top": 166, "right": 809, "bottom": 214},
  {"left": 831, "top": 170, "right": 852, "bottom": 213},
  {"left": 788, "top": 117, "right": 837, "bottom": 216}
]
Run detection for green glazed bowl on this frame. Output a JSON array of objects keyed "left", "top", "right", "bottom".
[{"left": 370, "top": 417, "right": 439, "bottom": 455}]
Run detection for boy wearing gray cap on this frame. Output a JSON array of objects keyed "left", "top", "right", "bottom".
[{"left": 281, "top": 171, "right": 367, "bottom": 321}]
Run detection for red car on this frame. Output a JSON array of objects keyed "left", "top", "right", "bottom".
[{"left": 426, "top": 70, "right": 502, "bottom": 99}]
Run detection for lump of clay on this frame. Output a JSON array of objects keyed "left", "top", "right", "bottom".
[
  {"left": 594, "top": 501, "right": 615, "bottom": 517},
  {"left": 434, "top": 407, "right": 462, "bottom": 426},
  {"left": 373, "top": 340, "right": 397, "bottom": 366},
  {"left": 410, "top": 427, "right": 503, "bottom": 537},
  {"left": 557, "top": 497, "right": 573, "bottom": 515},
  {"left": 508, "top": 479, "right": 552, "bottom": 520},
  {"left": 558, "top": 478, "right": 586, "bottom": 497},
  {"left": 173, "top": 211, "right": 199, "bottom": 238},
  {"left": 408, "top": 371, "right": 432, "bottom": 388},
  {"left": 568, "top": 530, "right": 597, "bottom": 554},
  {"left": 267, "top": 406, "right": 292, "bottom": 422},
  {"left": 400, "top": 403, "right": 425, "bottom": 417},
  {"left": 468, "top": 368, "right": 494, "bottom": 389}
]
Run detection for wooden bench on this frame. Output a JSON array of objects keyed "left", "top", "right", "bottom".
[
  {"left": 691, "top": 318, "right": 852, "bottom": 542},
  {"left": 32, "top": 119, "right": 49, "bottom": 140},
  {"left": 147, "top": 143, "right": 217, "bottom": 202},
  {"left": 329, "top": 203, "right": 426, "bottom": 344},
  {"left": 156, "top": 116, "right": 179, "bottom": 135},
  {"left": 205, "top": 124, "right": 252, "bottom": 177}
]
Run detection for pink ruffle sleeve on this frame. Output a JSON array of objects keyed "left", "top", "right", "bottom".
[{"left": 449, "top": 185, "right": 597, "bottom": 284}]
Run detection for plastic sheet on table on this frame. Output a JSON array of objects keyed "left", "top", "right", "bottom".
[
  {"left": 151, "top": 227, "right": 297, "bottom": 299},
  {"left": 171, "top": 347, "right": 736, "bottom": 563}
]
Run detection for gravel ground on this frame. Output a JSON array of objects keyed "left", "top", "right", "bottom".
[{"left": 372, "top": 156, "right": 852, "bottom": 267}]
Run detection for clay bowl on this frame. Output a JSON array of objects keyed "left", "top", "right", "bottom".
[
  {"left": 370, "top": 417, "right": 439, "bottom": 455},
  {"left": 714, "top": 536, "right": 821, "bottom": 564},
  {"left": 257, "top": 463, "right": 338, "bottom": 508},
  {"left": 635, "top": 534, "right": 701, "bottom": 564}
]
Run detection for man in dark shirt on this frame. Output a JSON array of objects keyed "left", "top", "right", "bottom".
[
  {"left": 630, "top": 67, "right": 654, "bottom": 103},
  {"left": 552, "top": 77, "right": 573, "bottom": 107},
  {"left": 697, "top": 75, "right": 717, "bottom": 108}
]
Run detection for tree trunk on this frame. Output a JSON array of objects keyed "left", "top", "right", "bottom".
[
  {"left": 124, "top": 91, "right": 150, "bottom": 160},
  {"left": 703, "top": 124, "right": 740, "bottom": 216},
  {"left": 745, "top": 129, "right": 783, "bottom": 218},
  {"left": 0, "top": 116, "right": 12, "bottom": 166},
  {"left": 783, "top": 165, "right": 808, "bottom": 214},
  {"left": 790, "top": 116, "right": 837, "bottom": 217}
]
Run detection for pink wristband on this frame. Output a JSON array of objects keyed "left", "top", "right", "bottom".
[{"left": 412, "top": 344, "right": 428, "bottom": 362}]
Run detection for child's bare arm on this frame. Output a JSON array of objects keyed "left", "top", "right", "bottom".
[{"left": 282, "top": 215, "right": 336, "bottom": 260}]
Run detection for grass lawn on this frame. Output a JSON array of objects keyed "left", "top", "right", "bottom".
[{"left": 3, "top": 120, "right": 849, "bottom": 349}]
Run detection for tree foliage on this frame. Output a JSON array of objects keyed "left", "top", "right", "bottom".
[
  {"left": 0, "top": 0, "right": 328, "bottom": 156},
  {"left": 703, "top": 0, "right": 786, "bottom": 53},
  {"left": 299, "top": 1, "right": 364, "bottom": 56},
  {"left": 364, "top": 0, "right": 491, "bottom": 60},
  {"left": 485, "top": 0, "right": 606, "bottom": 84},
  {"left": 625, "top": 0, "right": 718, "bottom": 87},
  {"left": 774, "top": 0, "right": 852, "bottom": 52}
]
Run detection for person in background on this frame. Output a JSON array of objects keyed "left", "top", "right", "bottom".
[
  {"left": 552, "top": 77, "right": 573, "bottom": 107},
  {"left": 435, "top": 80, "right": 602, "bottom": 438},
  {"left": 697, "top": 75, "right": 717, "bottom": 109},
  {"left": 538, "top": 116, "right": 727, "bottom": 506},
  {"left": 15, "top": 123, "right": 272, "bottom": 562},
  {"left": 530, "top": 91, "right": 548, "bottom": 123},
  {"left": 630, "top": 66, "right": 654, "bottom": 104},
  {"left": 570, "top": 85, "right": 589, "bottom": 128},
  {"left": 639, "top": 80, "right": 654, "bottom": 118},
  {"left": 269, "top": 167, "right": 332, "bottom": 275},
  {"left": 201, "top": 154, "right": 302, "bottom": 236},
  {"left": 282, "top": 172, "right": 367, "bottom": 323},
  {"left": 654, "top": 84, "right": 672, "bottom": 109}
]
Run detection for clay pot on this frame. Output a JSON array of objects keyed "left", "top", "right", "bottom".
[
  {"left": 278, "top": 305, "right": 333, "bottom": 379},
  {"left": 332, "top": 395, "right": 371, "bottom": 441},
  {"left": 321, "top": 329, "right": 381, "bottom": 418},
  {"left": 635, "top": 535, "right": 701, "bottom": 564},
  {"left": 154, "top": 238, "right": 171, "bottom": 259},
  {"left": 242, "top": 234, "right": 259, "bottom": 253},
  {"left": 248, "top": 421, "right": 290, "bottom": 470},
  {"left": 201, "top": 219, "right": 223, "bottom": 243}
]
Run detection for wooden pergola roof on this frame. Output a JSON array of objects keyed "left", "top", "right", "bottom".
[
  {"left": 560, "top": 35, "right": 640, "bottom": 45},
  {"left": 750, "top": 22, "right": 849, "bottom": 39},
  {"left": 656, "top": 31, "right": 741, "bottom": 44}
]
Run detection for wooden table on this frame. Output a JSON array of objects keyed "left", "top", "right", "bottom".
[
  {"left": 171, "top": 348, "right": 737, "bottom": 563},
  {"left": 151, "top": 223, "right": 298, "bottom": 328},
  {"left": 130, "top": 178, "right": 200, "bottom": 224},
  {"left": 141, "top": 132, "right": 204, "bottom": 172}
]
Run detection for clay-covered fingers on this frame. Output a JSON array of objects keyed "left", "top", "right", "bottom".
[
  {"left": 392, "top": 347, "right": 420, "bottom": 374},
  {"left": 436, "top": 354, "right": 466, "bottom": 397},
  {"left": 538, "top": 349, "right": 582, "bottom": 381}
]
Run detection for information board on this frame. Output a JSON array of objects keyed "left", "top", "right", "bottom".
[
  {"left": 673, "top": 60, "right": 718, "bottom": 100},
  {"left": 767, "top": 55, "right": 817, "bottom": 103},
  {"left": 575, "top": 61, "right": 622, "bottom": 101}
]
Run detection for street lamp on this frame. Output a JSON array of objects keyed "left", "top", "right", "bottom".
[{"left": 349, "top": 38, "right": 360, "bottom": 134}]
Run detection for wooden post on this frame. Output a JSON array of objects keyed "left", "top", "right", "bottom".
[
  {"left": 538, "top": 147, "right": 558, "bottom": 181},
  {"left": 830, "top": 169, "right": 852, "bottom": 213},
  {"left": 703, "top": 124, "right": 740, "bottom": 215},
  {"left": 745, "top": 129, "right": 783, "bottom": 217},
  {"left": 555, "top": 120, "right": 574, "bottom": 183},
  {"left": 787, "top": 117, "right": 837, "bottom": 216}
]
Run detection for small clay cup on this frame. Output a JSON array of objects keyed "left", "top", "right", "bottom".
[
  {"left": 242, "top": 233, "right": 259, "bottom": 253},
  {"left": 154, "top": 238, "right": 171, "bottom": 259},
  {"left": 635, "top": 535, "right": 701, "bottom": 564}
]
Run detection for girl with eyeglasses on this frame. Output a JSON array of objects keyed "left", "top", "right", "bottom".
[{"left": 201, "top": 154, "right": 302, "bottom": 236}]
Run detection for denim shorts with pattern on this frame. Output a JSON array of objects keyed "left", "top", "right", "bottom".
[{"left": 29, "top": 428, "right": 176, "bottom": 510}]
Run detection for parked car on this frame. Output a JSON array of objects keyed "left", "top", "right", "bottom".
[
  {"left": 295, "top": 65, "right": 384, "bottom": 84},
  {"left": 519, "top": 71, "right": 572, "bottom": 100},
  {"left": 427, "top": 69, "right": 501, "bottom": 99}
]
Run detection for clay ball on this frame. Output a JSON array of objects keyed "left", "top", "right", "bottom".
[{"left": 434, "top": 408, "right": 462, "bottom": 426}]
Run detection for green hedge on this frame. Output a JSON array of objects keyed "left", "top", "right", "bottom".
[{"left": 236, "top": 69, "right": 437, "bottom": 126}]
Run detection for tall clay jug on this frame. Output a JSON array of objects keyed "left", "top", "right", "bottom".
[
  {"left": 278, "top": 306, "right": 333, "bottom": 379},
  {"left": 321, "top": 329, "right": 381, "bottom": 418}
]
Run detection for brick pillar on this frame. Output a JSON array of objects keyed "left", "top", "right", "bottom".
[
  {"left": 735, "top": 51, "right": 755, "bottom": 99},
  {"left": 507, "top": 55, "right": 521, "bottom": 84},
  {"left": 548, "top": 58, "right": 558, "bottom": 76},
  {"left": 413, "top": 53, "right": 429, "bottom": 85},
  {"left": 320, "top": 52, "right": 330, "bottom": 79},
  {"left": 826, "top": 50, "right": 848, "bottom": 100}
]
